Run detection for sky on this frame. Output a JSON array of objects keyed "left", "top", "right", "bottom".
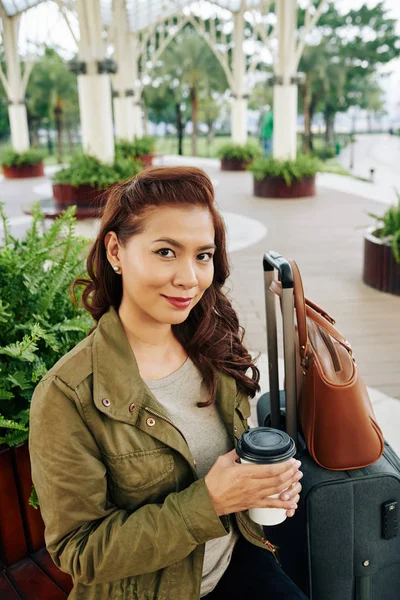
[{"left": 13, "top": 0, "right": 400, "bottom": 118}]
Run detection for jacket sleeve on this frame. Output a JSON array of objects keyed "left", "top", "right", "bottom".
[{"left": 29, "top": 376, "right": 229, "bottom": 586}]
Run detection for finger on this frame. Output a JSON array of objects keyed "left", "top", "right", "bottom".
[
  {"left": 259, "top": 497, "right": 298, "bottom": 510},
  {"left": 286, "top": 509, "right": 295, "bottom": 518},
  {"left": 280, "top": 481, "right": 302, "bottom": 501}
]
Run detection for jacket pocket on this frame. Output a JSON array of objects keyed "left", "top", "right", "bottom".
[{"left": 103, "top": 447, "right": 174, "bottom": 491}]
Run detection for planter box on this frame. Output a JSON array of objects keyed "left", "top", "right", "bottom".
[
  {"left": 2, "top": 163, "right": 44, "bottom": 179},
  {"left": 253, "top": 175, "right": 316, "bottom": 199},
  {"left": 138, "top": 153, "right": 154, "bottom": 167},
  {"left": 363, "top": 228, "right": 400, "bottom": 296},
  {"left": 52, "top": 183, "right": 107, "bottom": 212},
  {"left": 220, "top": 158, "right": 250, "bottom": 172}
]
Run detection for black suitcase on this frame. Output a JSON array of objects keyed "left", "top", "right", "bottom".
[{"left": 257, "top": 251, "right": 400, "bottom": 600}]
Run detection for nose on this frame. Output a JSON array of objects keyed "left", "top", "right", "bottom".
[{"left": 173, "top": 259, "right": 199, "bottom": 289}]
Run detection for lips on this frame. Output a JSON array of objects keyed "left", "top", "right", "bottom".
[{"left": 161, "top": 295, "right": 193, "bottom": 309}]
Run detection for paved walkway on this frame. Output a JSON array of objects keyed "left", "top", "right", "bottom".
[{"left": 1, "top": 153, "right": 399, "bottom": 454}]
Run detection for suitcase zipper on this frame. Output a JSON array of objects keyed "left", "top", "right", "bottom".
[
  {"left": 236, "top": 514, "right": 280, "bottom": 562},
  {"left": 319, "top": 328, "right": 342, "bottom": 372}
]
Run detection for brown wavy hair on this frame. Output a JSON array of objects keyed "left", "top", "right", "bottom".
[{"left": 73, "top": 165, "right": 260, "bottom": 405}]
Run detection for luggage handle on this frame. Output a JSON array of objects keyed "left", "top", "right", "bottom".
[{"left": 263, "top": 251, "right": 298, "bottom": 444}]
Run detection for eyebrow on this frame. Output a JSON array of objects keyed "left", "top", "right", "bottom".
[{"left": 152, "top": 237, "right": 217, "bottom": 251}]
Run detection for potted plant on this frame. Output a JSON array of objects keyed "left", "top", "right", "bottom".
[
  {"left": 0, "top": 203, "right": 92, "bottom": 564},
  {"left": 363, "top": 195, "right": 400, "bottom": 295},
  {"left": 1, "top": 148, "right": 46, "bottom": 179},
  {"left": 52, "top": 153, "right": 141, "bottom": 212},
  {"left": 217, "top": 141, "right": 263, "bottom": 171},
  {"left": 115, "top": 136, "right": 156, "bottom": 167},
  {"left": 248, "top": 154, "right": 322, "bottom": 198}
]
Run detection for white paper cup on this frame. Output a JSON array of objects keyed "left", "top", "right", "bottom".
[{"left": 240, "top": 458, "right": 289, "bottom": 526}]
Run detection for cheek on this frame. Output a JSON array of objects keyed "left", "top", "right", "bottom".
[{"left": 199, "top": 265, "right": 214, "bottom": 290}]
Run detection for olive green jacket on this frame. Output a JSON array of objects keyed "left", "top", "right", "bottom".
[{"left": 29, "top": 307, "right": 275, "bottom": 600}]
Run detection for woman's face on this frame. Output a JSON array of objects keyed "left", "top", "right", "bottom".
[{"left": 106, "top": 204, "right": 216, "bottom": 326}]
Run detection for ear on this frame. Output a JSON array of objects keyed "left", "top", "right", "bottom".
[{"left": 104, "top": 231, "right": 121, "bottom": 266}]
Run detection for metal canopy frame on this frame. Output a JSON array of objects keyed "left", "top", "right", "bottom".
[{"left": 0, "top": 1, "right": 45, "bottom": 17}]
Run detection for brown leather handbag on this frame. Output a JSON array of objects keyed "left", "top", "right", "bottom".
[{"left": 270, "top": 259, "right": 384, "bottom": 471}]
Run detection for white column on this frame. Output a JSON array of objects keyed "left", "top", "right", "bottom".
[
  {"left": 273, "top": 0, "right": 298, "bottom": 160},
  {"left": 111, "top": 0, "right": 137, "bottom": 141},
  {"left": 78, "top": 75, "right": 114, "bottom": 163},
  {"left": 8, "top": 104, "right": 30, "bottom": 152},
  {"left": 113, "top": 94, "right": 135, "bottom": 141},
  {"left": 133, "top": 101, "right": 144, "bottom": 139},
  {"left": 76, "top": 0, "right": 114, "bottom": 163},
  {"left": 231, "top": 4, "right": 248, "bottom": 145},
  {"left": 1, "top": 16, "right": 30, "bottom": 152}
]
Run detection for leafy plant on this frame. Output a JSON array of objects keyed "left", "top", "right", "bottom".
[
  {"left": 1, "top": 148, "right": 46, "bottom": 168},
  {"left": 248, "top": 154, "right": 322, "bottom": 186},
  {"left": 217, "top": 141, "right": 262, "bottom": 162},
  {"left": 312, "top": 145, "right": 336, "bottom": 160},
  {"left": 53, "top": 153, "right": 141, "bottom": 188},
  {"left": 0, "top": 203, "right": 93, "bottom": 448},
  {"left": 368, "top": 193, "right": 400, "bottom": 262},
  {"left": 115, "top": 136, "right": 156, "bottom": 161}
]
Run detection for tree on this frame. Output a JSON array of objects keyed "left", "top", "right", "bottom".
[
  {"left": 298, "top": 1, "right": 400, "bottom": 145},
  {"left": 26, "top": 47, "right": 80, "bottom": 160},
  {"left": 143, "top": 79, "right": 191, "bottom": 155},
  {"left": 144, "top": 26, "right": 229, "bottom": 156}
]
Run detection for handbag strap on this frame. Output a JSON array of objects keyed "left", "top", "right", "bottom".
[{"left": 269, "top": 261, "right": 353, "bottom": 357}]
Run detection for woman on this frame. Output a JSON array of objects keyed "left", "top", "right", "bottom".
[{"left": 29, "top": 166, "right": 306, "bottom": 600}]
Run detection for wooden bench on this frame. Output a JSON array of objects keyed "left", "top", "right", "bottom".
[{"left": 0, "top": 445, "right": 73, "bottom": 599}]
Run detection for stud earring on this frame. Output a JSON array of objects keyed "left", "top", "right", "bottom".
[{"left": 113, "top": 265, "right": 120, "bottom": 273}]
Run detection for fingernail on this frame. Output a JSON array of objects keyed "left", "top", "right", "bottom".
[
  {"left": 295, "top": 460, "right": 302, "bottom": 468},
  {"left": 283, "top": 494, "right": 290, "bottom": 501}
]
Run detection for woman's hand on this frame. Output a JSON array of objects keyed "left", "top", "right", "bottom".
[{"left": 204, "top": 449, "right": 303, "bottom": 517}]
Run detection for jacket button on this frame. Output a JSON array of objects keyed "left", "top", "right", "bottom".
[
  {"left": 102, "top": 398, "right": 111, "bottom": 407},
  {"left": 129, "top": 403, "right": 136, "bottom": 413},
  {"left": 146, "top": 417, "right": 156, "bottom": 427},
  {"left": 193, "top": 459, "right": 197, "bottom": 467},
  {"left": 234, "top": 425, "right": 238, "bottom": 432}
]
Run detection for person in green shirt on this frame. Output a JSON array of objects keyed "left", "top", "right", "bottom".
[{"left": 260, "top": 105, "right": 274, "bottom": 157}]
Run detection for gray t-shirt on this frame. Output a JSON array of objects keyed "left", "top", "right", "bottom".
[{"left": 143, "top": 357, "right": 240, "bottom": 597}]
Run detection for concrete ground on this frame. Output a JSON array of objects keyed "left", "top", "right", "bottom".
[{"left": 1, "top": 138, "right": 399, "bottom": 454}]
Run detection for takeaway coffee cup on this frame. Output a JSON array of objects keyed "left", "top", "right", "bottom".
[{"left": 236, "top": 427, "right": 297, "bottom": 526}]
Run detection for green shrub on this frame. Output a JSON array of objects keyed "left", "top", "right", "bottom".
[
  {"left": 368, "top": 193, "right": 400, "bottom": 263},
  {"left": 216, "top": 141, "right": 262, "bottom": 162},
  {"left": 53, "top": 153, "right": 141, "bottom": 188},
  {"left": 0, "top": 204, "right": 93, "bottom": 448},
  {"left": 1, "top": 148, "right": 46, "bottom": 167},
  {"left": 115, "top": 135, "right": 156, "bottom": 160},
  {"left": 248, "top": 154, "right": 322, "bottom": 186},
  {"left": 312, "top": 145, "right": 336, "bottom": 160}
]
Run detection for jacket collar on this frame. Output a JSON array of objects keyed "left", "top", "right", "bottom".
[
  {"left": 92, "top": 306, "right": 151, "bottom": 425},
  {"left": 92, "top": 306, "right": 237, "bottom": 434}
]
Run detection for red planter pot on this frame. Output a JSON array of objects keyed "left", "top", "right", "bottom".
[
  {"left": 52, "top": 183, "right": 107, "bottom": 212},
  {"left": 220, "top": 158, "right": 250, "bottom": 171},
  {"left": 2, "top": 163, "right": 44, "bottom": 179},
  {"left": 0, "top": 446, "right": 27, "bottom": 565},
  {"left": 0, "top": 442, "right": 73, "bottom": 595},
  {"left": 12, "top": 443, "right": 45, "bottom": 553},
  {"left": 253, "top": 176, "right": 316, "bottom": 199},
  {"left": 363, "top": 228, "right": 400, "bottom": 296},
  {"left": 138, "top": 153, "right": 154, "bottom": 167}
]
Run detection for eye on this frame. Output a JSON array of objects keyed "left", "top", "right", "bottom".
[
  {"left": 197, "top": 252, "right": 214, "bottom": 262},
  {"left": 154, "top": 248, "right": 176, "bottom": 258}
]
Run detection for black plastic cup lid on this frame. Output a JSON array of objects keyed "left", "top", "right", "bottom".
[{"left": 236, "top": 427, "right": 296, "bottom": 464}]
